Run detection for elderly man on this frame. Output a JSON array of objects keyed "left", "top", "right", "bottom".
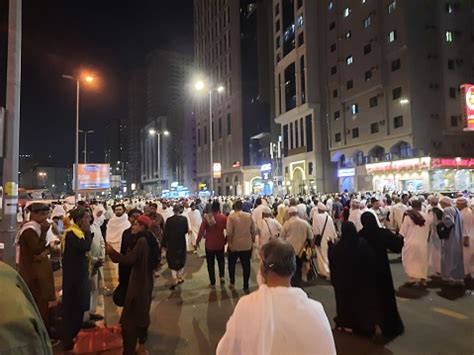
[
  {"left": 456, "top": 197, "right": 473, "bottom": 279},
  {"left": 312, "top": 202, "right": 338, "bottom": 279},
  {"left": 217, "top": 240, "right": 336, "bottom": 355},
  {"left": 280, "top": 206, "right": 313, "bottom": 287},
  {"left": 392, "top": 194, "right": 409, "bottom": 232},
  {"left": 439, "top": 197, "right": 465, "bottom": 285},
  {"left": 348, "top": 199, "right": 363, "bottom": 232},
  {"left": 256, "top": 206, "right": 282, "bottom": 247}
]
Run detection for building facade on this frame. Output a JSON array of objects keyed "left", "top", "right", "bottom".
[{"left": 194, "top": 0, "right": 273, "bottom": 196}]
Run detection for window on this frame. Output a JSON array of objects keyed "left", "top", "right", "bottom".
[
  {"left": 290, "top": 122, "right": 294, "bottom": 149},
  {"left": 335, "top": 133, "right": 341, "bottom": 142},
  {"left": 297, "top": 15, "right": 304, "bottom": 29},
  {"left": 346, "top": 55, "right": 353, "bottom": 65},
  {"left": 227, "top": 113, "right": 231, "bottom": 135},
  {"left": 297, "top": 0, "right": 303, "bottom": 9},
  {"left": 446, "top": 3, "right": 453, "bottom": 14},
  {"left": 306, "top": 115, "right": 313, "bottom": 151},
  {"left": 347, "top": 80, "right": 353, "bottom": 90},
  {"left": 388, "top": 30, "right": 397, "bottom": 43},
  {"left": 391, "top": 58, "right": 401, "bottom": 71},
  {"left": 392, "top": 87, "right": 402, "bottom": 99},
  {"left": 371, "top": 122, "right": 379, "bottom": 133},
  {"left": 298, "top": 32, "right": 304, "bottom": 46},
  {"left": 370, "top": 96, "right": 378, "bottom": 107},
  {"left": 300, "top": 117, "right": 304, "bottom": 147},
  {"left": 352, "top": 128, "right": 359, "bottom": 138},
  {"left": 331, "top": 65, "right": 337, "bottom": 75},
  {"left": 218, "top": 118, "right": 222, "bottom": 138},
  {"left": 394, "top": 115, "right": 403, "bottom": 128},
  {"left": 334, "top": 110, "right": 340, "bottom": 120},
  {"left": 197, "top": 128, "right": 201, "bottom": 146},
  {"left": 365, "top": 69, "right": 373, "bottom": 81},
  {"left": 448, "top": 59, "right": 454, "bottom": 70},
  {"left": 446, "top": 31, "right": 453, "bottom": 42},
  {"left": 449, "top": 87, "right": 456, "bottom": 98},
  {"left": 363, "top": 16, "right": 372, "bottom": 28},
  {"left": 330, "top": 43, "right": 336, "bottom": 52},
  {"left": 284, "top": 63, "right": 297, "bottom": 112},
  {"left": 276, "top": 20, "right": 280, "bottom": 32},
  {"left": 204, "top": 126, "right": 208, "bottom": 144},
  {"left": 343, "top": 7, "right": 351, "bottom": 17},
  {"left": 364, "top": 43, "right": 372, "bottom": 54},
  {"left": 351, "top": 104, "right": 359, "bottom": 115},
  {"left": 295, "top": 120, "right": 299, "bottom": 147},
  {"left": 451, "top": 115, "right": 458, "bottom": 127},
  {"left": 300, "top": 56, "right": 306, "bottom": 104},
  {"left": 333, "top": 89, "right": 338, "bottom": 98},
  {"left": 283, "top": 124, "right": 289, "bottom": 156},
  {"left": 388, "top": 0, "right": 396, "bottom": 13},
  {"left": 275, "top": 3, "right": 280, "bottom": 15},
  {"left": 276, "top": 36, "right": 281, "bottom": 49},
  {"left": 345, "top": 31, "right": 352, "bottom": 39},
  {"left": 329, "top": 21, "right": 335, "bottom": 30},
  {"left": 328, "top": 1, "right": 334, "bottom": 11}
]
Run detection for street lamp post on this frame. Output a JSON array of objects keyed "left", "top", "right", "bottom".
[
  {"left": 149, "top": 129, "right": 170, "bottom": 196},
  {"left": 79, "top": 129, "right": 94, "bottom": 163},
  {"left": 62, "top": 74, "right": 94, "bottom": 202},
  {"left": 193, "top": 80, "right": 224, "bottom": 197}
]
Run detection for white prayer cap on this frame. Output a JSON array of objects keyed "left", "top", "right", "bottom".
[
  {"left": 317, "top": 202, "right": 327, "bottom": 211},
  {"left": 51, "top": 205, "right": 66, "bottom": 218},
  {"left": 262, "top": 206, "right": 273, "bottom": 215},
  {"left": 284, "top": 199, "right": 290, "bottom": 206},
  {"left": 351, "top": 199, "right": 360, "bottom": 207},
  {"left": 456, "top": 196, "right": 468, "bottom": 205},
  {"left": 440, "top": 196, "right": 452, "bottom": 206},
  {"left": 288, "top": 206, "right": 298, "bottom": 214}
]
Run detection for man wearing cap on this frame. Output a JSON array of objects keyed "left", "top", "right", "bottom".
[
  {"left": 456, "top": 197, "right": 473, "bottom": 279},
  {"left": 280, "top": 206, "right": 313, "bottom": 287},
  {"left": 256, "top": 206, "right": 282, "bottom": 248},
  {"left": 17, "top": 203, "right": 56, "bottom": 334},
  {"left": 312, "top": 202, "right": 338, "bottom": 279},
  {"left": 427, "top": 196, "right": 443, "bottom": 276},
  {"left": 348, "top": 199, "right": 363, "bottom": 232}
]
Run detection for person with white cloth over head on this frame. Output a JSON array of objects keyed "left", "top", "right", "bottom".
[
  {"left": 106, "top": 204, "right": 131, "bottom": 273},
  {"left": 312, "top": 202, "right": 338, "bottom": 279},
  {"left": 217, "top": 240, "right": 336, "bottom": 355}
]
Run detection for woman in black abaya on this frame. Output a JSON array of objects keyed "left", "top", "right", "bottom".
[{"left": 358, "top": 212, "right": 404, "bottom": 339}]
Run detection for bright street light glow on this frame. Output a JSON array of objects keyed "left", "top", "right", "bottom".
[
  {"left": 149, "top": 129, "right": 157, "bottom": 135},
  {"left": 455, "top": 157, "right": 462, "bottom": 163},
  {"left": 217, "top": 86, "right": 225, "bottom": 93},
  {"left": 194, "top": 81, "right": 205, "bottom": 91},
  {"left": 85, "top": 75, "right": 94, "bottom": 83},
  {"left": 400, "top": 99, "right": 409, "bottom": 105},
  {"left": 163, "top": 130, "right": 170, "bottom": 136}
]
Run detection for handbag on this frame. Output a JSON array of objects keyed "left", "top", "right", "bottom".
[
  {"left": 437, "top": 223, "right": 452, "bottom": 240},
  {"left": 315, "top": 215, "right": 328, "bottom": 247}
]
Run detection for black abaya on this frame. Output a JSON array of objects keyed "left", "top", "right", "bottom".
[{"left": 163, "top": 215, "right": 189, "bottom": 270}]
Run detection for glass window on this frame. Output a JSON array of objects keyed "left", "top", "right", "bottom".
[
  {"left": 290, "top": 122, "right": 294, "bottom": 149},
  {"left": 328, "top": 1, "right": 334, "bottom": 11},
  {"left": 346, "top": 55, "right": 354, "bottom": 65},
  {"left": 391, "top": 58, "right": 401, "bottom": 71},
  {"left": 345, "top": 31, "right": 352, "bottom": 39},
  {"left": 365, "top": 69, "right": 373, "bottom": 81},
  {"left": 212, "top": 122, "right": 215, "bottom": 141},
  {"left": 388, "top": 30, "right": 397, "bottom": 43},
  {"left": 394, "top": 115, "right": 403, "bottom": 128},
  {"left": 300, "top": 118, "right": 304, "bottom": 147},
  {"left": 298, "top": 32, "right": 304, "bottom": 46},
  {"left": 305, "top": 115, "right": 313, "bottom": 152},
  {"left": 446, "top": 3, "right": 453, "bottom": 14},
  {"left": 284, "top": 63, "right": 297, "bottom": 112},
  {"left": 371, "top": 122, "right": 379, "bottom": 133},
  {"left": 352, "top": 128, "right": 359, "bottom": 138},
  {"left": 275, "top": 3, "right": 280, "bottom": 15},
  {"left": 335, "top": 132, "right": 341, "bottom": 142},
  {"left": 363, "top": 16, "right": 372, "bottom": 28},
  {"left": 370, "top": 96, "right": 378, "bottom": 107},
  {"left": 297, "top": 0, "right": 303, "bottom": 9},
  {"left": 351, "top": 104, "right": 358, "bottom": 115},
  {"left": 204, "top": 125, "right": 208, "bottom": 144},
  {"left": 392, "top": 87, "right": 402, "bottom": 99},
  {"left": 197, "top": 128, "right": 201, "bottom": 146},
  {"left": 330, "top": 43, "right": 336, "bottom": 52},
  {"left": 343, "top": 8, "right": 351, "bottom": 17},
  {"left": 331, "top": 65, "right": 337, "bottom": 75},
  {"left": 333, "top": 89, "right": 338, "bottom": 98},
  {"left": 283, "top": 124, "right": 289, "bottom": 156},
  {"left": 451, "top": 115, "right": 458, "bottom": 127},
  {"left": 276, "top": 36, "right": 281, "bottom": 49},
  {"left": 449, "top": 87, "right": 456, "bottom": 98},
  {"left": 446, "top": 31, "right": 453, "bottom": 42},
  {"left": 295, "top": 120, "right": 299, "bottom": 147},
  {"left": 329, "top": 21, "right": 336, "bottom": 30},
  {"left": 334, "top": 110, "right": 340, "bottom": 120},
  {"left": 297, "top": 15, "right": 304, "bottom": 28},
  {"left": 388, "top": 0, "right": 396, "bottom": 13},
  {"left": 300, "top": 56, "right": 306, "bottom": 104},
  {"left": 347, "top": 80, "right": 353, "bottom": 90},
  {"left": 227, "top": 113, "right": 231, "bottom": 135},
  {"left": 276, "top": 20, "right": 280, "bottom": 32},
  {"left": 218, "top": 118, "right": 222, "bottom": 138}
]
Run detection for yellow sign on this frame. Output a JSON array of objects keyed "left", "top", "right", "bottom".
[
  {"left": 4, "top": 182, "right": 18, "bottom": 197},
  {"left": 212, "top": 163, "right": 222, "bottom": 179}
]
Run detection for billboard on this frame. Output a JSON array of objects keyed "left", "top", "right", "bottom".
[
  {"left": 461, "top": 84, "right": 474, "bottom": 131},
  {"left": 212, "top": 163, "right": 222, "bottom": 178},
  {"left": 76, "top": 164, "right": 110, "bottom": 190}
]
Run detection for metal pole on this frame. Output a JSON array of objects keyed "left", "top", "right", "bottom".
[
  {"left": 209, "top": 90, "right": 213, "bottom": 197},
  {"left": 75, "top": 80, "right": 80, "bottom": 202},
  {"left": 157, "top": 132, "right": 161, "bottom": 196},
  {"left": 0, "top": 0, "right": 22, "bottom": 266},
  {"left": 84, "top": 131, "right": 87, "bottom": 163}
]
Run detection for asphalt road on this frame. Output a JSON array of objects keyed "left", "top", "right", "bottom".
[{"left": 100, "top": 253, "right": 474, "bottom": 355}]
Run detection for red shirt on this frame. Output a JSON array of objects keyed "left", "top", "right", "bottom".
[{"left": 197, "top": 212, "right": 227, "bottom": 250}]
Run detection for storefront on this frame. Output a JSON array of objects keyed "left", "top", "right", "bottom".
[
  {"left": 365, "top": 157, "right": 474, "bottom": 192},
  {"left": 337, "top": 168, "right": 356, "bottom": 192}
]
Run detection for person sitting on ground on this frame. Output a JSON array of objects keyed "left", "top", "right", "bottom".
[{"left": 217, "top": 240, "right": 336, "bottom": 355}]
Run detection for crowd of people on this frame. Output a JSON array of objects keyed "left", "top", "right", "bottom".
[{"left": 2, "top": 189, "right": 473, "bottom": 354}]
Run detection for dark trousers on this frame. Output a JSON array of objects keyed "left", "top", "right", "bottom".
[
  {"left": 291, "top": 256, "right": 304, "bottom": 288},
  {"left": 228, "top": 249, "right": 252, "bottom": 289},
  {"left": 122, "top": 326, "right": 148, "bottom": 355},
  {"left": 62, "top": 304, "right": 85, "bottom": 351},
  {"left": 206, "top": 248, "right": 225, "bottom": 285}
]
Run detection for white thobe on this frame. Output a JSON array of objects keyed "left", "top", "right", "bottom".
[
  {"left": 348, "top": 209, "right": 363, "bottom": 232},
  {"left": 460, "top": 207, "right": 474, "bottom": 276},
  {"left": 296, "top": 203, "right": 308, "bottom": 220},
  {"left": 428, "top": 207, "right": 442, "bottom": 275},
  {"left": 252, "top": 205, "right": 266, "bottom": 225},
  {"left": 391, "top": 203, "right": 408, "bottom": 231},
  {"left": 399, "top": 212, "right": 431, "bottom": 280},
  {"left": 312, "top": 212, "right": 337, "bottom": 278},
  {"left": 105, "top": 214, "right": 131, "bottom": 252},
  {"left": 217, "top": 285, "right": 336, "bottom": 355},
  {"left": 187, "top": 209, "right": 202, "bottom": 247},
  {"left": 256, "top": 218, "right": 282, "bottom": 247}
]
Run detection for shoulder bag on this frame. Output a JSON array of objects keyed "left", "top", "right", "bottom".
[{"left": 315, "top": 215, "right": 328, "bottom": 247}]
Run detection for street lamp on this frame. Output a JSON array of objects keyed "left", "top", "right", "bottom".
[
  {"left": 79, "top": 129, "right": 94, "bottom": 163},
  {"left": 149, "top": 128, "right": 170, "bottom": 195},
  {"left": 193, "top": 79, "right": 225, "bottom": 196},
  {"left": 62, "top": 73, "right": 95, "bottom": 202}
]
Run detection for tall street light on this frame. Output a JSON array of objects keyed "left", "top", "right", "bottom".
[
  {"left": 193, "top": 80, "right": 224, "bottom": 196},
  {"left": 79, "top": 129, "right": 94, "bottom": 163},
  {"left": 62, "top": 73, "right": 95, "bottom": 202},
  {"left": 149, "top": 128, "right": 170, "bottom": 196}
]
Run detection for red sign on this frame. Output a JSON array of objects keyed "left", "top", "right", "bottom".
[
  {"left": 461, "top": 84, "right": 474, "bottom": 131},
  {"left": 431, "top": 158, "right": 474, "bottom": 169},
  {"left": 232, "top": 161, "right": 241, "bottom": 168}
]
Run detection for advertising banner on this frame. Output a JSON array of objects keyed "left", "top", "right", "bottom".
[
  {"left": 76, "top": 164, "right": 110, "bottom": 190},
  {"left": 461, "top": 84, "right": 474, "bottom": 131},
  {"left": 212, "top": 163, "right": 222, "bottom": 179}
]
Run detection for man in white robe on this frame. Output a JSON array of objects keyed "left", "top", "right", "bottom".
[
  {"left": 105, "top": 204, "right": 131, "bottom": 274},
  {"left": 391, "top": 195, "right": 409, "bottom": 232},
  {"left": 348, "top": 199, "right": 363, "bottom": 232},
  {"left": 399, "top": 199, "right": 431, "bottom": 285},
  {"left": 456, "top": 197, "right": 473, "bottom": 279},
  {"left": 428, "top": 196, "right": 443, "bottom": 276},
  {"left": 256, "top": 207, "right": 282, "bottom": 247},
  {"left": 312, "top": 202, "right": 337, "bottom": 278},
  {"left": 217, "top": 240, "right": 336, "bottom": 355},
  {"left": 187, "top": 202, "right": 202, "bottom": 253}
]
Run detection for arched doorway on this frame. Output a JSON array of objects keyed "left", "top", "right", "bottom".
[
  {"left": 292, "top": 167, "right": 304, "bottom": 195},
  {"left": 250, "top": 176, "right": 263, "bottom": 195}
]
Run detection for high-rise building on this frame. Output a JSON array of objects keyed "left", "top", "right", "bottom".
[
  {"left": 194, "top": 0, "right": 273, "bottom": 196},
  {"left": 272, "top": 0, "right": 474, "bottom": 193}
]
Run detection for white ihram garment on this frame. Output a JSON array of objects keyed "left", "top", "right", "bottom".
[
  {"left": 217, "top": 285, "right": 336, "bottom": 355},
  {"left": 348, "top": 209, "right": 363, "bottom": 232},
  {"left": 312, "top": 212, "right": 337, "bottom": 278},
  {"left": 460, "top": 207, "right": 474, "bottom": 276}
]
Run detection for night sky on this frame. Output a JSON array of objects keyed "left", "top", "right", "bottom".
[{"left": 0, "top": 0, "right": 193, "bottom": 166}]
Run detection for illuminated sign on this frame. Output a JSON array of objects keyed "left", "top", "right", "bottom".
[
  {"left": 431, "top": 158, "right": 474, "bottom": 169},
  {"left": 461, "top": 84, "right": 474, "bottom": 131},
  {"left": 366, "top": 157, "right": 430, "bottom": 175},
  {"left": 212, "top": 163, "right": 222, "bottom": 178},
  {"left": 232, "top": 161, "right": 241, "bottom": 168},
  {"left": 260, "top": 163, "right": 272, "bottom": 172},
  {"left": 337, "top": 168, "right": 355, "bottom": 177},
  {"left": 76, "top": 164, "right": 110, "bottom": 190}
]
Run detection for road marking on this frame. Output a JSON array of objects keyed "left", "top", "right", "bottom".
[{"left": 431, "top": 307, "right": 468, "bottom": 320}]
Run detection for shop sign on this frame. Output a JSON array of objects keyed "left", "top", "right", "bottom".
[
  {"left": 337, "top": 168, "right": 355, "bottom": 178},
  {"left": 461, "top": 84, "right": 474, "bottom": 131},
  {"left": 366, "top": 157, "right": 430, "bottom": 175},
  {"left": 431, "top": 158, "right": 474, "bottom": 169},
  {"left": 212, "top": 163, "right": 221, "bottom": 178},
  {"left": 261, "top": 163, "right": 272, "bottom": 180},
  {"left": 232, "top": 160, "right": 241, "bottom": 168}
]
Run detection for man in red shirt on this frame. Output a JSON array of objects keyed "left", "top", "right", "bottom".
[{"left": 197, "top": 201, "right": 227, "bottom": 287}]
